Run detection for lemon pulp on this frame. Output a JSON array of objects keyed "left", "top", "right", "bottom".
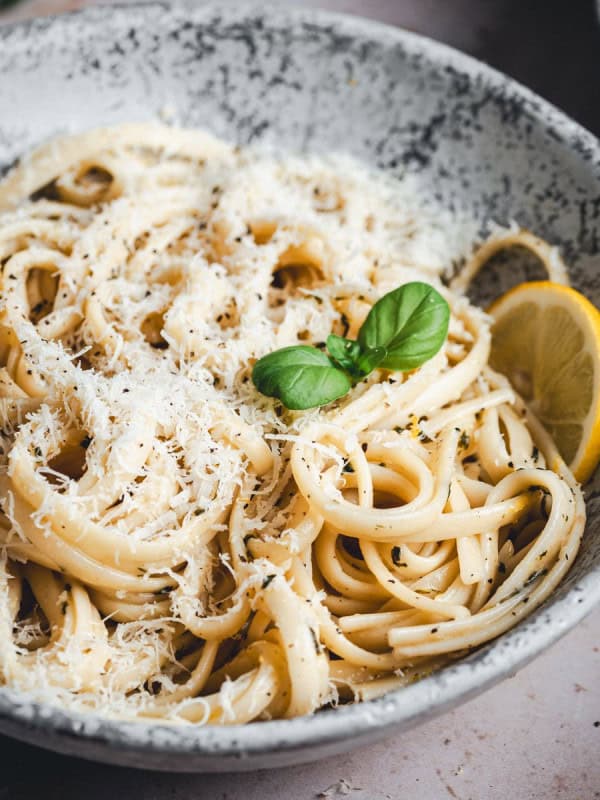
[{"left": 489, "top": 281, "right": 600, "bottom": 482}]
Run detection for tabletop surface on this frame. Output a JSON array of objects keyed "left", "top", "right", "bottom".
[{"left": 0, "top": 1, "right": 599, "bottom": 798}]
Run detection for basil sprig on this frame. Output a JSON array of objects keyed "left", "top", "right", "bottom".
[{"left": 252, "top": 281, "right": 449, "bottom": 410}]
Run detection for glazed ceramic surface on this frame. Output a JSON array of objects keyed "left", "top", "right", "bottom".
[{"left": 0, "top": 1, "right": 599, "bottom": 773}]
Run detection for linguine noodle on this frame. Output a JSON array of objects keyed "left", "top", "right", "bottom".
[{"left": 0, "top": 125, "right": 584, "bottom": 722}]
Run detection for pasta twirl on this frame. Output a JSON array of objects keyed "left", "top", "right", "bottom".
[{"left": 0, "top": 124, "right": 584, "bottom": 722}]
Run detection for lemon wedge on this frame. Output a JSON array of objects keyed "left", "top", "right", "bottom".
[{"left": 489, "top": 281, "right": 600, "bottom": 482}]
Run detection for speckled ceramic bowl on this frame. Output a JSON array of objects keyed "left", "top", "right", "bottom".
[{"left": 1, "top": 0, "right": 599, "bottom": 773}]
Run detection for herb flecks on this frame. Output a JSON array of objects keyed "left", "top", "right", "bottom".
[{"left": 261, "top": 574, "right": 276, "bottom": 589}]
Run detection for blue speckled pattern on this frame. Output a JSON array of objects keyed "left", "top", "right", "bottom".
[{"left": 0, "top": 0, "right": 599, "bottom": 772}]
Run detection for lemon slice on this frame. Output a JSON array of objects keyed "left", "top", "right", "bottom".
[{"left": 489, "top": 281, "right": 600, "bottom": 482}]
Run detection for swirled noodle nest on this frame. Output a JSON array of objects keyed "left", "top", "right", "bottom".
[{"left": 0, "top": 124, "right": 584, "bottom": 722}]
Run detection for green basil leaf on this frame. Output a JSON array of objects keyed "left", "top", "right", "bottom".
[
  {"left": 326, "top": 334, "right": 362, "bottom": 372},
  {"left": 327, "top": 335, "right": 386, "bottom": 379},
  {"left": 354, "top": 346, "right": 387, "bottom": 376},
  {"left": 358, "top": 282, "right": 449, "bottom": 371},
  {"left": 252, "top": 345, "right": 351, "bottom": 410}
]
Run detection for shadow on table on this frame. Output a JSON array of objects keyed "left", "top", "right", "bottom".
[{"left": 0, "top": 732, "right": 363, "bottom": 800}]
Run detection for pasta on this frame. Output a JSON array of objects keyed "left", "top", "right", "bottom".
[{"left": 0, "top": 124, "right": 584, "bottom": 723}]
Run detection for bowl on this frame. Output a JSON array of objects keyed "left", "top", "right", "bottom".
[{"left": 1, "top": 0, "right": 599, "bottom": 773}]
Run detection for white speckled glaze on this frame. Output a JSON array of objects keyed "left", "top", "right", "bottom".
[{"left": 0, "top": 0, "right": 599, "bottom": 773}]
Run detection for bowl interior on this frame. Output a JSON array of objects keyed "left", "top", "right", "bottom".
[{"left": 0, "top": 0, "right": 599, "bottom": 771}]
